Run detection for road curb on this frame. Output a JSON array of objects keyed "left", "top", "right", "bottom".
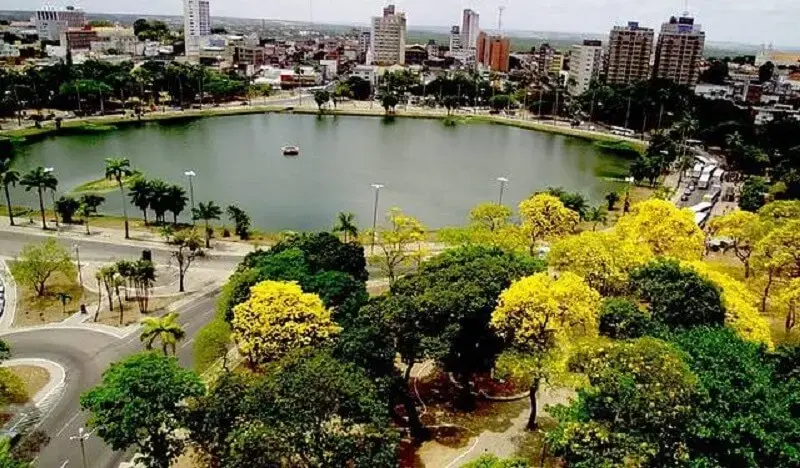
[{"left": 0, "top": 260, "right": 17, "bottom": 332}]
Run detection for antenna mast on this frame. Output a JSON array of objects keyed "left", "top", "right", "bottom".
[{"left": 497, "top": 6, "right": 505, "bottom": 34}]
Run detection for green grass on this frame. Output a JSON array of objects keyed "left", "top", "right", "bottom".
[{"left": 70, "top": 174, "right": 139, "bottom": 194}]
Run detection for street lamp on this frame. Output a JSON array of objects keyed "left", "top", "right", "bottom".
[
  {"left": 370, "top": 183, "right": 384, "bottom": 254},
  {"left": 184, "top": 170, "right": 196, "bottom": 225},
  {"left": 496, "top": 177, "right": 509, "bottom": 205},
  {"left": 44, "top": 167, "right": 59, "bottom": 232},
  {"left": 69, "top": 427, "right": 93, "bottom": 468}
]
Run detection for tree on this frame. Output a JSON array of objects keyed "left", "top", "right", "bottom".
[
  {"left": 128, "top": 177, "right": 152, "bottom": 225},
  {"left": 462, "top": 455, "right": 530, "bottom": 468},
  {"left": 366, "top": 208, "right": 426, "bottom": 284},
  {"left": 470, "top": 202, "right": 513, "bottom": 232},
  {"left": 78, "top": 194, "right": 105, "bottom": 235},
  {"left": 129, "top": 260, "right": 156, "bottom": 314},
  {"left": 0, "top": 158, "right": 19, "bottom": 227},
  {"left": 551, "top": 189, "right": 590, "bottom": 219},
  {"left": 740, "top": 176, "right": 769, "bottom": 212},
  {"left": 96, "top": 264, "right": 118, "bottom": 313},
  {"left": 226, "top": 205, "right": 250, "bottom": 240},
  {"left": 20, "top": 166, "right": 57, "bottom": 230},
  {"left": 548, "top": 338, "right": 697, "bottom": 467},
  {"left": 140, "top": 313, "right": 185, "bottom": 356},
  {"left": 491, "top": 272, "right": 601, "bottom": 429},
  {"left": 165, "top": 185, "right": 188, "bottom": 226},
  {"left": 0, "top": 437, "right": 28, "bottom": 468},
  {"left": 346, "top": 76, "right": 371, "bottom": 100},
  {"left": 169, "top": 229, "right": 203, "bottom": 293},
  {"left": 490, "top": 94, "right": 511, "bottom": 111},
  {"left": 262, "top": 232, "right": 369, "bottom": 282},
  {"left": 313, "top": 89, "right": 330, "bottom": 113},
  {"left": 81, "top": 352, "right": 204, "bottom": 468},
  {"left": 518, "top": 193, "right": 579, "bottom": 255},
  {"left": 631, "top": 258, "right": 726, "bottom": 329},
  {"left": 380, "top": 93, "right": 398, "bottom": 115},
  {"left": 442, "top": 95, "right": 460, "bottom": 115},
  {"left": 192, "top": 201, "right": 222, "bottom": 248},
  {"left": 332, "top": 211, "right": 358, "bottom": 243},
  {"left": 780, "top": 278, "right": 800, "bottom": 337},
  {"left": 598, "top": 297, "right": 652, "bottom": 339},
  {"left": 231, "top": 281, "right": 340, "bottom": 365},
  {"left": 758, "top": 60, "right": 775, "bottom": 83},
  {"left": 584, "top": 206, "right": 607, "bottom": 230},
  {"left": 10, "top": 239, "right": 76, "bottom": 297},
  {"left": 604, "top": 191, "right": 620, "bottom": 211},
  {"left": 548, "top": 231, "right": 652, "bottom": 295},
  {"left": 104, "top": 157, "right": 134, "bottom": 239},
  {"left": 752, "top": 220, "right": 800, "bottom": 312},
  {"left": 616, "top": 199, "right": 705, "bottom": 260},
  {"left": 54, "top": 195, "right": 79, "bottom": 224},
  {"left": 707, "top": 211, "right": 769, "bottom": 278}
]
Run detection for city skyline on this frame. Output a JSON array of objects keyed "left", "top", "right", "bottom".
[{"left": 2, "top": 0, "right": 795, "bottom": 46}]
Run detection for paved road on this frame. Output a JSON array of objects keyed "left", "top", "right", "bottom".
[{"left": 2, "top": 290, "right": 219, "bottom": 468}]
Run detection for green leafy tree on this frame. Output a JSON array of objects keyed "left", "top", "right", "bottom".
[
  {"left": 740, "top": 176, "right": 769, "bottom": 212},
  {"left": 170, "top": 229, "right": 204, "bottom": 293},
  {"left": 10, "top": 239, "right": 76, "bottom": 297},
  {"left": 192, "top": 201, "right": 222, "bottom": 248},
  {"left": 140, "top": 312, "right": 185, "bottom": 356},
  {"left": 54, "top": 195, "right": 79, "bottom": 224},
  {"left": 585, "top": 206, "right": 608, "bottom": 231},
  {"left": 20, "top": 166, "right": 58, "bottom": 230},
  {"left": 226, "top": 205, "right": 250, "bottom": 240},
  {"left": 104, "top": 157, "right": 134, "bottom": 239},
  {"left": 128, "top": 177, "right": 152, "bottom": 225},
  {"left": 265, "top": 232, "right": 368, "bottom": 282},
  {"left": 80, "top": 353, "right": 204, "bottom": 468},
  {"left": 0, "top": 158, "right": 20, "bottom": 226},
  {"left": 78, "top": 194, "right": 105, "bottom": 235},
  {"left": 313, "top": 89, "right": 330, "bottom": 113},
  {"left": 490, "top": 94, "right": 511, "bottom": 111},
  {"left": 332, "top": 211, "right": 358, "bottom": 243},
  {"left": 380, "top": 93, "right": 399, "bottom": 115},
  {"left": 462, "top": 455, "right": 530, "bottom": 468},
  {"left": 598, "top": 297, "right": 652, "bottom": 339},
  {"left": 630, "top": 258, "right": 726, "bottom": 329},
  {"left": 165, "top": 185, "right": 188, "bottom": 226}
]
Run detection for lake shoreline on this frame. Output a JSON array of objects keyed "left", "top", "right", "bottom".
[{"left": 1, "top": 104, "right": 646, "bottom": 156}]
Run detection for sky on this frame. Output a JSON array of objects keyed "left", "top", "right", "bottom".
[{"left": 2, "top": 0, "right": 795, "bottom": 46}]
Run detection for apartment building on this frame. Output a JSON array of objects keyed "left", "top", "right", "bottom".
[
  {"left": 370, "top": 4, "right": 406, "bottom": 65},
  {"left": 606, "top": 21, "right": 654, "bottom": 85},
  {"left": 477, "top": 32, "right": 510, "bottom": 72},
  {"left": 184, "top": 0, "right": 211, "bottom": 58},
  {"left": 460, "top": 9, "right": 480, "bottom": 50},
  {"left": 450, "top": 26, "right": 461, "bottom": 51},
  {"left": 569, "top": 40, "right": 603, "bottom": 95},
  {"left": 34, "top": 5, "right": 86, "bottom": 41},
  {"left": 653, "top": 15, "right": 705, "bottom": 88}
]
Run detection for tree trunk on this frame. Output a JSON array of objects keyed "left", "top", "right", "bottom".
[
  {"left": 527, "top": 378, "right": 541, "bottom": 431},
  {"left": 785, "top": 307, "right": 796, "bottom": 337},
  {"left": 119, "top": 181, "right": 129, "bottom": 239},
  {"left": 3, "top": 184, "right": 14, "bottom": 226},
  {"left": 85, "top": 217, "right": 90, "bottom": 235},
  {"left": 744, "top": 261, "right": 751, "bottom": 279},
  {"left": 402, "top": 390, "right": 429, "bottom": 443},
  {"left": 205, "top": 220, "right": 211, "bottom": 248},
  {"left": 142, "top": 209, "right": 148, "bottom": 226},
  {"left": 173, "top": 212, "right": 178, "bottom": 226},
  {"left": 117, "top": 292, "right": 124, "bottom": 325},
  {"left": 179, "top": 270, "right": 186, "bottom": 293},
  {"left": 456, "top": 371, "right": 476, "bottom": 411},
  {"left": 761, "top": 272, "right": 775, "bottom": 313},
  {"left": 37, "top": 188, "right": 47, "bottom": 230}
]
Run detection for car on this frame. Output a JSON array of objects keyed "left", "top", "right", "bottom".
[
  {"left": 683, "top": 187, "right": 692, "bottom": 196},
  {"left": 688, "top": 184, "right": 696, "bottom": 192},
  {"left": 681, "top": 193, "right": 690, "bottom": 202}
]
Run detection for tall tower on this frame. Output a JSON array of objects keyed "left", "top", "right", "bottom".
[
  {"left": 184, "top": 0, "right": 211, "bottom": 58},
  {"left": 460, "top": 9, "right": 480, "bottom": 50},
  {"left": 606, "top": 21, "right": 655, "bottom": 85},
  {"left": 653, "top": 14, "right": 705, "bottom": 88},
  {"left": 370, "top": 4, "right": 407, "bottom": 65}
]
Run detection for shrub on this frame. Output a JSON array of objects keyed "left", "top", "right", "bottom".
[
  {"left": 193, "top": 318, "right": 232, "bottom": 374},
  {"left": 599, "top": 298, "right": 652, "bottom": 339}
]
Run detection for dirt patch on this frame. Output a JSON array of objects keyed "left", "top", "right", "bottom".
[
  {"left": 7, "top": 365, "right": 50, "bottom": 400},
  {"left": 14, "top": 270, "right": 98, "bottom": 327}
]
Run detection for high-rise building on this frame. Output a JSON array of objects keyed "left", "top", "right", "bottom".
[
  {"left": 449, "top": 26, "right": 461, "bottom": 51},
  {"left": 370, "top": 4, "right": 406, "bottom": 65},
  {"left": 460, "top": 9, "right": 480, "bottom": 49},
  {"left": 35, "top": 5, "right": 85, "bottom": 41},
  {"left": 606, "top": 21, "right": 654, "bottom": 85},
  {"left": 184, "top": 0, "right": 211, "bottom": 58},
  {"left": 477, "top": 32, "right": 510, "bottom": 72},
  {"left": 653, "top": 15, "right": 705, "bottom": 88},
  {"left": 569, "top": 40, "right": 603, "bottom": 95}
]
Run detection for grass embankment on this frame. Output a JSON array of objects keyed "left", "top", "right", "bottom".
[
  {"left": 70, "top": 173, "right": 139, "bottom": 194},
  {"left": 7, "top": 366, "right": 49, "bottom": 400}
]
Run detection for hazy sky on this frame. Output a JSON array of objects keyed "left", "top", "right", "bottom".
[{"left": 2, "top": 0, "right": 794, "bottom": 46}]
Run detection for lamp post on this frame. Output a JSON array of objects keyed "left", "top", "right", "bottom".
[
  {"left": 44, "top": 167, "right": 59, "bottom": 232},
  {"left": 74, "top": 244, "right": 82, "bottom": 288},
  {"left": 370, "top": 183, "right": 384, "bottom": 254},
  {"left": 184, "top": 170, "right": 196, "bottom": 225},
  {"left": 69, "top": 427, "right": 93, "bottom": 468},
  {"left": 496, "top": 177, "right": 509, "bottom": 205}
]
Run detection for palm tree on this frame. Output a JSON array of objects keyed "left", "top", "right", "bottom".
[
  {"left": 128, "top": 178, "right": 152, "bottom": 225},
  {"left": 140, "top": 312, "right": 185, "bottom": 356},
  {"left": 147, "top": 179, "right": 170, "bottom": 225},
  {"left": 192, "top": 201, "right": 222, "bottom": 248},
  {"left": 586, "top": 206, "right": 608, "bottom": 231},
  {"left": 333, "top": 211, "right": 358, "bottom": 243},
  {"left": 165, "top": 184, "right": 188, "bottom": 226},
  {"left": 79, "top": 194, "right": 105, "bottom": 235},
  {"left": 104, "top": 157, "right": 133, "bottom": 239},
  {"left": 20, "top": 167, "right": 58, "bottom": 229},
  {"left": 0, "top": 158, "right": 20, "bottom": 226}
]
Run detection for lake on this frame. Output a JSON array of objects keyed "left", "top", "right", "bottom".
[{"left": 11, "top": 114, "right": 631, "bottom": 231}]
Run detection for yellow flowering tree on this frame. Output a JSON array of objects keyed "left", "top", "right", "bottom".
[
  {"left": 366, "top": 208, "right": 427, "bottom": 284},
  {"left": 518, "top": 193, "right": 579, "bottom": 255},
  {"left": 615, "top": 199, "right": 705, "bottom": 260},
  {"left": 469, "top": 202, "right": 513, "bottom": 232},
  {"left": 752, "top": 220, "right": 800, "bottom": 312},
  {"left": 779, "top": 278, "right": 800, "bottom": 337},
  {"left": 437, "top": 202, "right": 524, "bottom": 251},
  {"left": 685, "top": 261, "right": 773, "bottom": 348},
  {"left": 491, "top": 272, "right": 601, "bottom": 429},
  {"left": 707, "top": 211, "right": 770, "bottom": 278},
  {"left": 757, "top": 200, "right": 800, "bottom": 224},
  {"left": 548, "top": 231, "right": 652, "bottom": 295},
  {"left": 231, "top": 281, "right": 340, "bottom": 365}
]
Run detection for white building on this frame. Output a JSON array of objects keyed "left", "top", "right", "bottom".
[
  {"left": 352, "top": 65, "right": 379, "bottom": 88},
  {"left": 183, "top": 0, "right": 211, "bottom": 58},
  {"left": 568, "top": 40, "right": 603, "bottom": 95},
  {"left": 34, "top": 4, "right": 85, "bottom": 41},
  {"left": 449, "top": 25, "right": 461, "bottom": 51},
  {"left": 0, "top": 43, "right": 20, "bottom": 59},
  {"left": 370, "top": 4, "right": 406, "bottom": 65},
  {"left": 460, "top": 9, "right": 480, "bottom": 50}
]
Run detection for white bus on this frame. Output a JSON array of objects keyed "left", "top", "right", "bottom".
[
  {"left": 698, "top": 172, "right": 712, "bottom": 190},
  {"left": 609, "top": 126, "right": 635, "bottom": 137}
]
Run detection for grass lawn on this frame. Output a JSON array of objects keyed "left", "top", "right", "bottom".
[
  {"left": 13, "top": 269, "right": 97, "bottom": 327},
  {"left": 7, "top": 365, "right": 50, "bottom": 400},
  {"left": 69, "top": 174, "right": 138, "bottom": 194}
]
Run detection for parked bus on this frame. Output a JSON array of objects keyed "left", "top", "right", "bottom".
[
  {"left": 698, "top": 172, "right": 712, "bottom": 190},
  {"left": 609, "top": 126, "right": 635, "bottom": 137}
]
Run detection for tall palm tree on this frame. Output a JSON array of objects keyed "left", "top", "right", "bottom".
[
  {"left": 146, "top": 179, "right": 171, "bottom": 225},
  {"left": 140, "top": 312, "right": 185, "bottom": 356},
  {"left": 333, "top": 211, "right": 358, "bottom": 243},
  {"left": 128, "top": 178, "right": 152, "bottom": 225},
  {"left": 166, "top": 184, "right": 188, "bottom": 226},
  {"left": 0, "top": 158, "right": 20, "bottom": 226},
  {"left": 104, "top": 157, "right": 133, "bottom": 239},
  {"left": 20, "top": 167, "right": 58, "bottom": 230},
  {"left": 192, "top": 201, "right": 222, "bottom": 248}
]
